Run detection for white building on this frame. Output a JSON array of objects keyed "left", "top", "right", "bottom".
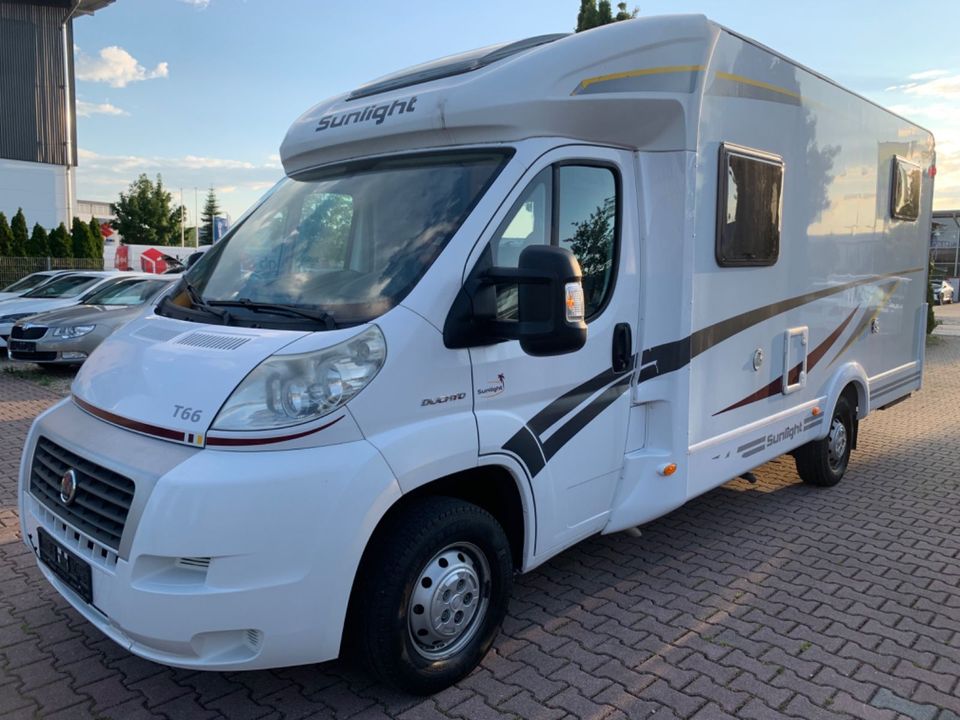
[{"left": 0, "top": 0, "right": 115, "bottom": 229}]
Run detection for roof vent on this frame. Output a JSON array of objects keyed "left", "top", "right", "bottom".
[{"left": 347, "top": 33, "right": 568, "bottom": 101}]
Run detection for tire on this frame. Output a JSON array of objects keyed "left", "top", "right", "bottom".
[
  {"left": 351, "top": 496, "right": 513, "bottom": 694},
  {"left": 793, "top": 394, "right": 855, "bottom": 487}
]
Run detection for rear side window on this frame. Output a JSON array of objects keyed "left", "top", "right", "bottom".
[
  {"left": 891, "top": 156, "right": 920, "bottom": 221},
  {"left": 717, "top": 144, "right": 783, "bottom": 267}
]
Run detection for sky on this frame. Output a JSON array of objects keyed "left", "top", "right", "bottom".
[{"left": 72, "top": 0, "right": 960, "bottom": 223}]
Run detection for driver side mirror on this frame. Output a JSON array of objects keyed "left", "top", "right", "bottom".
[{"left": 443, "top": 245, "right": 588, "bottom": 357}]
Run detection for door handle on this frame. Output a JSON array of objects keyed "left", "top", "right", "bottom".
[{"left": 612, "top": 323, "right": 632, "bottom": 373}]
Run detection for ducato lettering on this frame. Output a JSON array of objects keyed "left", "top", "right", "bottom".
[
  {"left": 316, "top": 95, "right": 418, "bottom": 132},
  {"left": 421, "top": 392, "right": 467, "bottom": 407}
]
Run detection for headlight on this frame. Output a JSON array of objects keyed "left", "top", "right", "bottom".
[
  {"left": 212, "top": 325, "right": 386, "bottom": 431},
  {"left": 1, "top": 313, "right": 32, "bottom": 323},
  {"left": 51, "top": 325, "right": 95, "bottom": 339}
]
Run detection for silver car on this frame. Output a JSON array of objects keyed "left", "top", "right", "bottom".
[
  {"left": 8, "top": 276, "right": 176, "bottom": 365},
  {"left": 0, "top": 270, "right": 74, "bottom": 302}
]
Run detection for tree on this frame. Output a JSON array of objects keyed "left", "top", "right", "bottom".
[
  {"left": 576, "top": 0, "right": 599, "bottom": 32},
  {"left": 72, "top": 218, "right": 93, "bottom": 259},
  {"left": 597, "top": 1, "right": 613, "bottom": 25},
  {"left": 614, "top": 2, "right": 636, "bottom": 21},
  {"left": 111, "top": 173, "right": 185, "bottom": 246},
  {"left": 26, "top": 223, "right": 49, "bottom": 257},
  {"left": 0, "top": 213, "right": 12, "bottom": 256},
  {"left": 198, "top": 187, "right": 221, "bottom": 246},
  {"left": 11, "top": 208, "right": 28, "bottom": 256},
  {"left": 87, "top": 217, "right": 104, "bottom": 259},
  {"left": 48, "top": 222, "right": 71, "bottom": 257},
  {"left": 576, "top": 0, "right": 636, "bottom": 30}
]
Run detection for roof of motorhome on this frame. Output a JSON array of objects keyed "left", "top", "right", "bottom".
[{"left": 280, "top": 14, "right": 932, "bottom": 174}]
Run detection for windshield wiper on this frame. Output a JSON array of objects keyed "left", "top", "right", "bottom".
[
  {"left": 180, "top": 279, "right": 230, "bottom": 321},
  {"left": 207, "top": 298, "right": 336, "bottom": 330}
]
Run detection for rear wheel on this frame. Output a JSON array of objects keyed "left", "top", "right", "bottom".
[
  {"left": 794, "top": 394, "right": 855, "bottom": 487},
  {"left": 352, "top": 496, "right": 513, "bottom": 694}
]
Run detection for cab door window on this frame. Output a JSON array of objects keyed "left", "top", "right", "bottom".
[{"left": 487, "top": 163, "right": 618, "bottom": 320}]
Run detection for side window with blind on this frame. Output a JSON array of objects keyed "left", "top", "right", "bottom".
[
  {"left": 891, "top": 156, "right": 920, "bottom": 221},
  {"left": 487, "top": 164, "right": 618, "bottom": 320},
  {"left": 716, "top": 145, "right": 783, "bottom": 267}
]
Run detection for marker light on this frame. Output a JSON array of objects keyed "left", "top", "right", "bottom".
[
  {"left": 565, "top": 282, "right": 585, "bottom": 323},
  {"left": 212, "top": 325, "right": 386, "bottom": 431},
  {"left": 812, "top": 407, "right": 822, "bottom": 416},
  {"left": 659, "top": 463, "right": 678, "bottom": 476}
]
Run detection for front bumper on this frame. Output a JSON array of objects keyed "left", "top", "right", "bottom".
[
  {"left": 7, "top": 328, "right": 103, "bottom": 364},
  {"left": 19, "top": 399, "right": 402, "bottom": 670}
]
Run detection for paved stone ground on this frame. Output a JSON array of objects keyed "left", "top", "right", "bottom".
[
  {"left": 933, "top": 301, "right": 960, "bottom": 336},
  {"left": 1, "top": 332, "right": 960, "bottom": 719}
]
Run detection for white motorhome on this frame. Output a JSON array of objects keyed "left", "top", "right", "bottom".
[{"left": 19, "top": 15, "right": 933, "bottom": 694}]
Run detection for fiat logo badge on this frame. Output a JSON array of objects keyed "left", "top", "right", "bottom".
[{"left": 59, "top": 469, "right": 78, "bottom": 505}]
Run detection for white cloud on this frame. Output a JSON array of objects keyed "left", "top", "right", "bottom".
[
  {"left": 76, "top": 46, "right": 169, "bottom": 88},
  {"left": 903, "top": 75, "right": 960, "bottom": 99},
  {"left": 76, "top": 149, "right": 271, "bottom": 173},
  {"left": 181, "top": 155, "right": 255, "bottom": 170},
  {"left": 179, "top": 0, "right": 211, "bottom": 7},
  {"left": 264, "top": 153, "right": 282, "bottom": 168},
  {"left": 76, "top": 100, "right": 129, "bottom": 117},
  {"left": 76, "top": 150, "right": 283, "bottom": 219},
  {"left": 908, "top": 69, "right": 951, "bottom": 81}
]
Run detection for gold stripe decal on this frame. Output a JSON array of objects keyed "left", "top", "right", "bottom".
[
  {"left": 715, "top": 71, "right": 801, "bottom": 99},
  {"left": 572, "top": 65, "right": 704, "bottom": 95}
]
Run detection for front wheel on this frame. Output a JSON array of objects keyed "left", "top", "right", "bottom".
[
  {"left": 793, "top": 394, "right": 855, "bottom": 487},
  {"left": 352, "top": 496, "right": 513, "bottom": 694}
]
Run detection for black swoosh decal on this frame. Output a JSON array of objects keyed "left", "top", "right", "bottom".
[
  {"left": 502, "top": 425, "right": 545, "bottom": 478},
  {"left": 541, "top": 374, "right": 632, "bottom": 462},
  {"left": 527, "top": 366, "right": 622, "bottom": 436},
  {"left": 640, "top": 268, "right": 921, "bottom": 385}
]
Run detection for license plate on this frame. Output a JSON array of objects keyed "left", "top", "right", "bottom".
[
  {"left": 37, "top": 527, "right": 92, "bottom": 603},
  {"left": 9, "top": 340, "right": 34, "bottom": 353}
]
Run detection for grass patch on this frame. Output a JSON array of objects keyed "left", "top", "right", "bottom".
[{"left": 2, "top": 364, "right": 56, "bottom": 387}]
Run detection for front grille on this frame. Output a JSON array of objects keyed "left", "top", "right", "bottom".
[
  {"left": 10, "top": 350, "right": 57, "bottom": 362},
  {"left": 11, "top": 325, "right": 46, "bottom": 340},
  {"left": 30, "top": 437, "right": 136, "bottom": 551}
]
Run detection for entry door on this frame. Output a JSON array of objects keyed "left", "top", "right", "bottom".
[{"left": 467, "top": 147, "right": 640, "bottom": 557}]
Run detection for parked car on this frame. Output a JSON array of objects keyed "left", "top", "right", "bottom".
[
  {"left": 8, "top": 276, "right": 176, "bottom": 365},
  {"left": 932, "top": 279, "right": 954, "bottom": 304},
  {"left": 0, "top": 272, "right": 138, "bottom": 349},
  {"left": 0, "top": 270, "right": 74, "bottom": 302}
]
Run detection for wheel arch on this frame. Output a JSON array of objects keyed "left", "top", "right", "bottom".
[
  {"left": 823, "top": 362, "right": 870, "bottom": 425},
  {"left": 341, "top": 460, "right": 532, "bottom": 653}
]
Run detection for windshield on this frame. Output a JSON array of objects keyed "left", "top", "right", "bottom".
[
  {"left": 3, "top": 272, "right": 55, "bottom": 293},
  {"left": 83, "top": 278, "right": 171, "bottom": 306},
  {"left": 23, "top": 275, "right": 101, "bottom": 299},
  {"left": 168, "top": 151, "right": 509, "bottom": 328}
]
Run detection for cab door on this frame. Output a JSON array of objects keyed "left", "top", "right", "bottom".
[{"left": 464, "top": 146, "right": 640, "bottom": 558}]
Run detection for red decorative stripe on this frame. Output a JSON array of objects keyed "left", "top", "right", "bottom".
[
  {"left": 713, "top": 306, "right": 859, "bottom": 416},
  {"left": 73, "top": 395, "right": 186, "bottom": 442},
  {"left": 205, "top": 415, "right": 345, "bottom": 446}
]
